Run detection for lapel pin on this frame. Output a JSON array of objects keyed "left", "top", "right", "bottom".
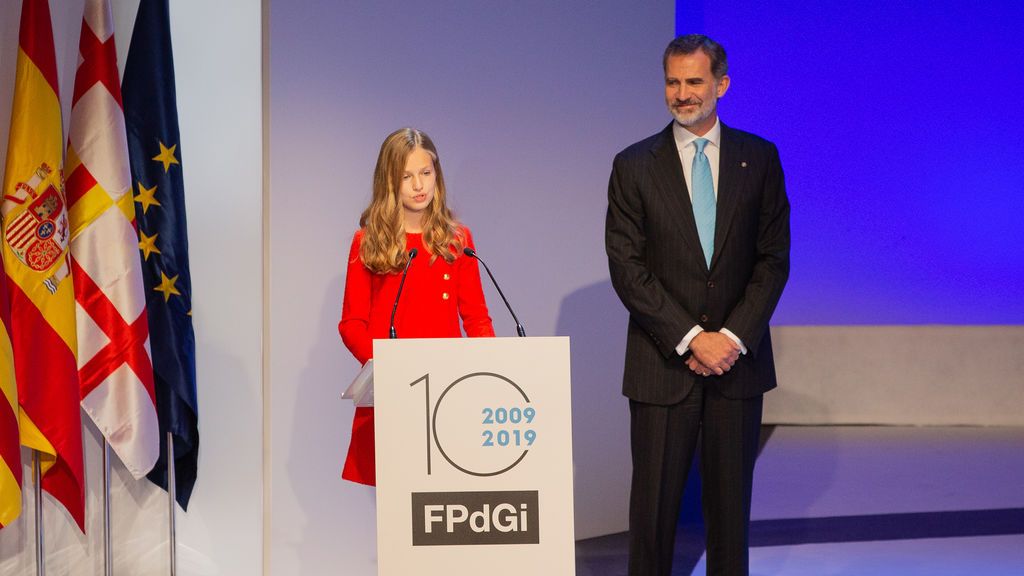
[{"left": 741, "top": 161, "right": 748, "bottom": 168}]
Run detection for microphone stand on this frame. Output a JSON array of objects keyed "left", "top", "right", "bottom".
[
  {"left": 464, "top": 247, "right": 526, "bottom": 337},
  {"left": 389, "top": 248, "right": 418, "bottom": 338}
]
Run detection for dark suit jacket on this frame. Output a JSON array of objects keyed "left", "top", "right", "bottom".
[{"left": 606, "top": 122, "right": 790, "bottom": 404}]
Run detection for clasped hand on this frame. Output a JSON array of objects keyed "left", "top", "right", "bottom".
[{"left": 686, "top": 331, "right": 740, "bottom": 377}]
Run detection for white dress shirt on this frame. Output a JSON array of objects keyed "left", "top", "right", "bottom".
[
  {"left": 670, "top": 118, "right": 747, "bottom": 357},
  {"left": 674, "top": 118, "right": 722, "bottom": 201}
]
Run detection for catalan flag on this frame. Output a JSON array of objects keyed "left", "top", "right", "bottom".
[
  {"left": 1, "top": 0, "right": 85, "bottom": 530},
  {"left": 123, "top": 0, "right": 199, "bottom": 509},
  {"left": 68, "top": 0, "right": 159, "bottom": 480},
  {"left": 0, "top": 257, "right": 20, "bottom": 528}
]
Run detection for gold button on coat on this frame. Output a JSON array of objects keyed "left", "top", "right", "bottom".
[
  {"left": 443, "top": 273, "right": 450, "bottom": 280},
  {"left": 442, "top": 292, "right": 449, "bottom": 300}
]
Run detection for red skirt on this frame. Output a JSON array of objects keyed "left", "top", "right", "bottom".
[{"left": 342, "top": 406, "right": 376, "bottom": 486}]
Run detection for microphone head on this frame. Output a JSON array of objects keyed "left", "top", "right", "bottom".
[
  {"left": 463, "top": 247, "right": 476, "bottom": 257},
  {"left": 408, "top": 248, "right": 418, "bottom": 258}
]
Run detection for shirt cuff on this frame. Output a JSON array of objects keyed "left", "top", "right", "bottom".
[
  {"left": 676, "top": 325, "right": 705, "bottom": 356},
  {"left": 720, "top": 328, "right": 747, "bottom": 355}
]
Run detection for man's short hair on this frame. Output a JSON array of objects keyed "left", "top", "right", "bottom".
[{"left": 663, "top": 34, "right": 729, "bottom": 79}]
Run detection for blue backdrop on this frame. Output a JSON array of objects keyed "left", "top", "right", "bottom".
[{"left": 677, "top": 1, "right": 1024, "bottom": 324}]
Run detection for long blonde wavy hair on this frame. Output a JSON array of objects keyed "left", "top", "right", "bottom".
[{"left": 358, "top": 128, "right": 464, "bottom": 274}]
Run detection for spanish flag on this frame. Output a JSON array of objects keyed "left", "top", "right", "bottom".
[
  {"left": 1, "top": 0, "right": 86, "bottom": 530},
  {"left": 0, "top": 257, "right": 19, "bottom": 529}
]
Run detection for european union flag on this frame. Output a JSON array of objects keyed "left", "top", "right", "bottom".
[{"left": 122, "top": 0, "right": 199, "bottom": 510}]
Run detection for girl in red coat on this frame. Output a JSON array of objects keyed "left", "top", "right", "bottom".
[{"left": 338, "top": 128, "right": 495, "bottom": 485}]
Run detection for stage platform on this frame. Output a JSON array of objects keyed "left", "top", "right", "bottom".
[{"left": 576, "top": 425, "right": 1024, "bottom": 575}]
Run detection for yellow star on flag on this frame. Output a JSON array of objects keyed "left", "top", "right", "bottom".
[
  {"left": 135, "top": 182, "right": 162, "bottom": 214},
  {"left": 152, "top": 141, "right": 180, "bottom": 172},
  {"left": 154, "top": 271, "right": 182, "bottom": 302},
  {"left": 139, "top": 230, "right": 161, "bottom": 261}
]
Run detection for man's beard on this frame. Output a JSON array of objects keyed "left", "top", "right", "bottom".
[{"left": 670, "top": 98, "right": 716, "bottom": 128}]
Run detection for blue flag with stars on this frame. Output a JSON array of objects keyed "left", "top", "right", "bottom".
[{"left": 122, "top": 0, "right": 199, "bottom": 510}]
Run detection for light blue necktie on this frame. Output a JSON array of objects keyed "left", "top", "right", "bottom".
[{"left": 691, "top": 138, "right": 716, "bottom": 267}]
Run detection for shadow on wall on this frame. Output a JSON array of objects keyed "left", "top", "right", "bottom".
[
  {"left": 288, "top": 273, "right": 377, "bottom": 576},
  {"left": 555, "top": 279, "right": 632, "bottom": 540}
]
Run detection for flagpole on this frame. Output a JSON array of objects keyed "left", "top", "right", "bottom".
[
  {"left": 167, "top": 432, "right": 177, "bottom": 576},
  {"left": 103, "top": 440, "right": 113, "bottom": 576},
  {"left": 33, "top": 450, "right": 45, "bottom": 576}
]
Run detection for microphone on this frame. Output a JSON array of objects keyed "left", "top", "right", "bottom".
[
  {"left": 389, "top": 248, "right": 418, "bottom": 339},
  {"left": 463, "top": 247, "right": 525, "bottom": 337}
]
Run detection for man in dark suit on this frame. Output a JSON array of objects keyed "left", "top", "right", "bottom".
[{"left": 605, "top": 34, "right": 790, "bottom": 576}]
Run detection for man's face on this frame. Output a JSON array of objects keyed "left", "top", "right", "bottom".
[{"left": 664, "top": 50, "right": 729, "bottom": 136}]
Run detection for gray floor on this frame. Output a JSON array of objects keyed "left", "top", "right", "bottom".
[{"left": 576, "top": 426, "right": 1024, "bottom": 575}]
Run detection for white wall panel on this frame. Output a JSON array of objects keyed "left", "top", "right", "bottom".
[{"left": 767, "top": 326, "right": 1024, "bottom": 426}]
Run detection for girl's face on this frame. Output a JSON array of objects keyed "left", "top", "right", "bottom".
[{"left": 399, "top": 146, "right": 436, "bottom": 230}]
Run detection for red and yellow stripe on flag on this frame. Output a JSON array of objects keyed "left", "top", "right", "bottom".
[
  {"left": 1, "top": 0, "right": 85, "bottom": 530},
  {"left": 68, "top": 0, "right": 159, "bottom": 480},
  {"left": 0, "top": 256, "right": 20, "bottom": 528}
]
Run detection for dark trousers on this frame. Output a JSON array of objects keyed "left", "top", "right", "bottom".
[{"left": 627, "top": 383, "right": 763, "bottom": 576}]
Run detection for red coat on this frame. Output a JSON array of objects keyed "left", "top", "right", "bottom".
[{"left": 338, "top": 227, "right": 494, "bottom": 485}]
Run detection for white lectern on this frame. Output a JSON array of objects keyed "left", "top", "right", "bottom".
[{"left": 373, "top": 336, "right": 575, "bottom": 575}]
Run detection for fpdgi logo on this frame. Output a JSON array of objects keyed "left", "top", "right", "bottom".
[{"left": 411, "top": 490, "right": 539, "bottom": 546}]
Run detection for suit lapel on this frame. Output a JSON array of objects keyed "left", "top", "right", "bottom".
[
  {"left": 712, "top": 124, "right": 747, "bottom": 269},
  {"left": 648, "top": 123, "right": 705, "bottom": 265}
]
